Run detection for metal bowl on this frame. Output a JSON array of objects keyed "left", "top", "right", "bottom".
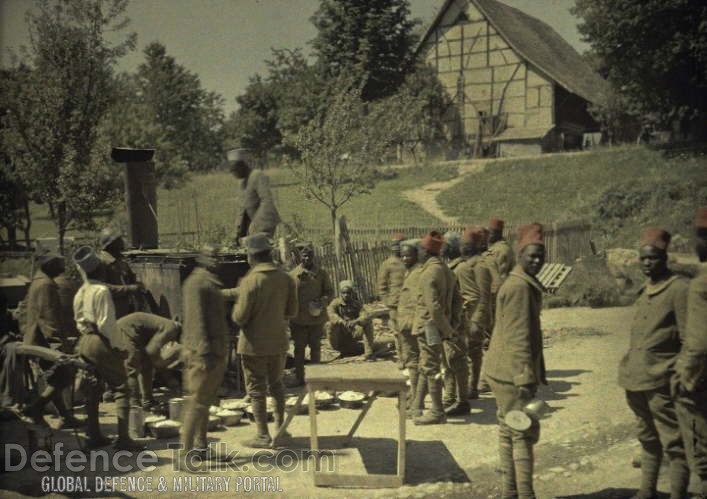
[
  {"left": 151, "top": 420, "right": 181, "bottom": 439},
  {"left": 217, "top": 409, "right": 244, "bottom": 426},
  {"left": 337, "top": 391, "right": 366, "bottom": 409}
]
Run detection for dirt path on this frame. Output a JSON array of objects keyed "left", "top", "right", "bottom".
[
  {"left": 401, "top": 161, "right": 486, "bottom": 225},
  {"left": 1, "top": 306, "right": 703, "bottom": 498}
]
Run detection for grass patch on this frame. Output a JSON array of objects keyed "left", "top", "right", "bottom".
[{"left": 438, "top": 146, "right": 707, "bottom": 248}]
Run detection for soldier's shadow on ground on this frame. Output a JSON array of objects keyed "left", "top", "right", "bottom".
[
  {"left": 541, "top": 369, "right": 591, "bottom": 411},
  {"left": 557, "top": 488, "right": 669, "bottom": 498}
]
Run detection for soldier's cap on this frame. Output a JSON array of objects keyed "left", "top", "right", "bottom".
[
  {"left": 696, "top": 206, "right": 707, "bottom": 230},
  {"left": 443, "top": 231, "right": 461, "bottom": 249},
  {"left": 421, "top": 230, "right": 444, "bottom": 255},
  {"left": 339, "top": 280, "right": 355, "bottom": 292},
  {"left": 640, "top": 227, "right": 671, "bottom": 251},
  {"left": 488, "top": 216, "right": 505, "bottom": 231},
  {"left": 516, "top": 223, "right": 544, "bottom": 252},
  {"left": 462, "top": 226, "right": 486, "bottom": 247},
  {"left": 196, "top": 244, "right": 218, "bottom": 266},
  {"left": 36, "top": 250, "right": 64, "bottom": 268},
  {"left": 99, "top": 227, "right": 122, "bottom": 249},
  {"left": 400, "top": 238, "right": 420, "bottom": 251},
  {"left": 227, "top": 148, "right": 251, "bottom": 164},
  {"left": 73, "top": 246, "right": 101, "bottom": 274},
  {"left": 245, "top": 232, "right": 272, "bottom": 255}
]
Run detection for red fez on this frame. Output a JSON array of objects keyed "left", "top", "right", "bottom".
[
  {"left": 489, "top": 216, "right": 505, "bottom": 231},
  {"left": 640, "top": 227, "right": 671, "bottom": 250},
  {"left": 516, "top": 223, "right": 544, "bottom": 252},
  {"left": 390, "top": 232, "right": 406, "bottom": 242},
  {"left": 462, "top": 226, "right": 485, "bottom": 247},
  {"left": 421, "top": 230, "right": 444, "bottom": 254},
  {"left": 696, "top": 206, "right": 707, "bottom": 229}
]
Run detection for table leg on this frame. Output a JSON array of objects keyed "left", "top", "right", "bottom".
[
  {"left": 343, "top": 391, "right": 377, "bottom": 446},
  {"left": 272, "top": 391, "right": 305, "bottom": 448},
  {"left": 397, "top": 388, "right": 406, "bottom": 481},
  {"left": 309, "top": 386, "right": 319, "bottom": 472}
]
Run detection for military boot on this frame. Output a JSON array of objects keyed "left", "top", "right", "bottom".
[
  {"left": 443, "top": 370, "right": 457, "bottom": 408},
  {"left": 499, "top": 424, "right": 517, "bottom": 498},
  {"left": 115, "top": 402, "right": 146, "bottom": 451},
  {"left": 406, "top": 367, "right": 418, "bottom": 411},
  {"left": 414, "top": 377, "right": 446, "bottom": 425},
  {"left": 468, "top": 349, "right": 483, "bottom": 400},
  {"left": 272, "top": 394, "right": 292, "bottom": 444},
  {"left": 84, "top": 387, "right": 110, "bottom": 448},
  {"left": 668, "top": 458, "right": 689, "bottom": 499},
  {"left": 630, "top": 451, "right": 660, "bottom": 499},
  {"left": 243, "top": 397, "right": 272, "bottom": 449},
  {"left": 362, "top": 326, "right": 375, "bottom": 358},
  {"left": 512, "top": 436, "right": 535, "bottom": 499},
  {"left": 408, "top": 372, "right": 427, "bottom": 419}
]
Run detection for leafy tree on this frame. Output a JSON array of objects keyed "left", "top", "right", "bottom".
[
  {"left": 1, "top": 0, "right": 135, "bottom": 250},
  {"left": 310, "top": 0, "right": 419, "bottom": 101},
  {"left": 573, "top": 0, "right": 707, "bottom": 134},
  {"left": 136, "top": 42, "right": 225, "bottom": 172},
  {"left": 290, "top": 80, "right": 397, "bottom": 230}
]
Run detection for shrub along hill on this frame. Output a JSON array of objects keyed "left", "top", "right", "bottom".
[{"left": 437, "top": 146, "right": 707, "bottom": 250}]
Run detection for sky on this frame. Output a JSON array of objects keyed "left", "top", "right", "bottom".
[{"left": 0, "top": 0, "right": 587, "bottom": 114}]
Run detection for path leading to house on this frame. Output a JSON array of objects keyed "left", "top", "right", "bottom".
[{"left": 402, "top": 161, "right": 487, "bottom": 225}]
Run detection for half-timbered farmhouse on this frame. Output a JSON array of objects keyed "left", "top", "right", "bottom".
[{"left": 418, "top": 0, "right": 608, "bottom": 157}]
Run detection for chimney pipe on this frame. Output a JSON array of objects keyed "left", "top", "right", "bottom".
[{"left": 111, "top": 147, "right": 158, "bottom": 249}]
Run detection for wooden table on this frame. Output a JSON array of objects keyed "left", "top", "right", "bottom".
[{"left": 272, "top": 361, "right": 408, "bottom": 488}]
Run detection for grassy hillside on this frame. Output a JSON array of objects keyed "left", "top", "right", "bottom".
[{"left": 438, "top": 146, "right": 707, "bottom": 249}]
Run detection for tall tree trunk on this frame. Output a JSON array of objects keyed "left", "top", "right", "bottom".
[
  {"left": 22, "top": 197, "right": 31, "bottom": 249},
  {"left": 330, "top": 207, "right": 337, "bottom": 234}
]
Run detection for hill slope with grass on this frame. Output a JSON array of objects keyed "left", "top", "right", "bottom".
[{"left": 437, "top": 146, "right": 707, "bottom": 249}]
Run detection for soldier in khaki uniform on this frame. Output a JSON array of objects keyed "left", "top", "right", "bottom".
[
  {"left": 618, "top": 228, "right": 689, "bottom": 499},
  {"left": 397, "top": 240, "right": 425, "bottom": 415},
  {"left": 180, "top": 246, "right": 229, "bottom": 463},
  {"left": 289, "top": 244, "right": 333, "bottom": 386},
  {"left": 486, "top": 216, "right": 515, "bottom": 294},
  {"left": 441, "top": 232, "right": 471, "bottom": 416},
  {"left": 233, "top": 234, "right": 298, "bottom": 448},
  {"left": 229, "top": 148, "right": 281, "bottom": 240},
  {"left": 117, "top": 312, "right": 181, "bottom": 410},
  {"left": 22, "top": 252, "right": 81, "bottom": 428},
  {"left": 673, "top": 207, "right": 707, "bottom": 495},
  {"left": 484, "top": 223, "right": 547, "bottom": 499},
  {"left": 412, "top": 231, "right": 462, "bottom": 426},
  {"left": 376, "top": 233, "right": 406, "bottom": 365},
  {"left": 98, "top": 228, "right": 144, "bottom": 320},
  {"left": 325, "top": 281, "right": 374, "bottom": 358},
  {"left": 457, "top": 227, "right": 492, "bottom": 399},
  {"left": 72, "top": 246, "right": 142, "bottom": 450}
]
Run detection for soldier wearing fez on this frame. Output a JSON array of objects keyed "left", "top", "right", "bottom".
[
  {"left": 233, "top": 233, "right": 298, "bottom": 448},
  {"left": 289, "top": 243, "right": 333, "bottom": 387},
  {"left": 98, "top": 227, "right": 144, "bottom": 319},
  {"left": 397, "top": 239, "right": 425, "bottom": 415},
  {"left": 412, "top": 231, "right": 462, "bottom": 426},
  {"left": 673, "top": 207, "right": 707, "bottom": 495},
  {"left": 376, "top": 233, "right": 407, "bottom": 366},
  {"left": 22, "top": 251, "right": 82, "bottom": 428},
  {"left": 228, "top": 148, "right": 281, "bottom": 241},
  {"left": 618, "top": 228, "right": 690, "bottom": 499},
  {"left": 484, "top": 223, "right": 547, "bottom": 499},
  {"left": 441, "top": 232, "right": 472, "bottom": 416},
  {"left": 180, "top": 246, "right": 229, "bottom": 464},
  {"left": 72, "top": 246, "right": 142, "bottom": 450}
]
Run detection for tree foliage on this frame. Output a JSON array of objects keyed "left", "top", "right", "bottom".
[
  {"left": 573, "top": 0, "right": 707, "bottom": 131},
  {"left": 310, "top": 0, "right": 419, "bottom": 101},
  {"left": 1, "top": 0, "right": 136, "bottom": 249},
  {"left": 290, "top": 80, "right": 397, "bottom": 230}
]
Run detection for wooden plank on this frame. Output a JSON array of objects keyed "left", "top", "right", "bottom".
[
  {"left": 309, "top": 386, "right": 319, "bottom": 472},
  {"left": 272, "top": 391, "right": 305, "bottom": 448},
  {"left": 313, "top": 472, "right": 403, "bottom": 488},
  {"left": 342, "top": 391, "right": 378, "bottom": 446},
  {"left": 397, "top": 389, "right": 407, "bottom": 481}
]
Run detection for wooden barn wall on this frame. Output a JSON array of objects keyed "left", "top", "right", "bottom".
[
  {"left": 554, "top": 85, "right": 598, "bottom": 135},
  {"left": 421, "top": 0, "right": 555, "bottom": 142}
]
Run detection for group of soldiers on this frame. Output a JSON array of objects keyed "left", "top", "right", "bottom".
[
  {"left": 375, "top": 210, "right": 706, "bottom": 499},
  {"left": 6, "top": 144, "right": 705, "bottom": 497}
]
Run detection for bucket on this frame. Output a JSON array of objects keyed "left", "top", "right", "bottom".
[
  {"left": 129, "top": 407, "right": 145, "bottom": 438},
  {"left": 168, "top": 397, "right": 184, "bottom": 421}
]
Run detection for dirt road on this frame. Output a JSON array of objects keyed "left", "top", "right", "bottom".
[{"left": 1, "top": 306, "right": 703, "bottom": 498}]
